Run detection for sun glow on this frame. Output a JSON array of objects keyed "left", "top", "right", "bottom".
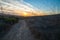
[
  {"left": 0, "top": 0, "right": 46, "bottom": 17},
  {"left": 23, "top": 12, "right": 28, "bottom": 16}
]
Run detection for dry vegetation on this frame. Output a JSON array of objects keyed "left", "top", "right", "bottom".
[
  {"left": 0, "top": 14, "right": 19, "bottom": 38},
  {"left": 26, "top": 14, "right": 60, "bottom": 40}
]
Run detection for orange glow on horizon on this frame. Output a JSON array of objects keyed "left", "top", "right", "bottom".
[
  {"left": 10, "top": 11, "right": 47, "bottom": 17},
  {"left": 22, "top": 12, "right": 29, "bottom": 17},
  {"left": 0, "top": 8, "right": 46, "bottom": 17}
]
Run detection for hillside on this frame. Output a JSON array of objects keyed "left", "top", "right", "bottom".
[
  {"left": 25, "top": 14, "right": 60, "bottom": 40},
  {"left": 0, "top": 13, "right": 60, "bottom": 40}
]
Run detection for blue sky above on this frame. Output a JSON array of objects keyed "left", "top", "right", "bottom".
[{"left": 24, "top": 0, "right": 60, "bottom": 13}]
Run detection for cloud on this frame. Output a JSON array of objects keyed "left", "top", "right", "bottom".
[
  {"left": 0, "top": 0, "right": 38, "bottom": 12},
  {"left": 0, "top": 0, "right": 43, "bottom": 16}
]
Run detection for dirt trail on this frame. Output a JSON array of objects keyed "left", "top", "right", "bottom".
[{"left": 1, "top": 20, "right": 35, "bottom": 40}]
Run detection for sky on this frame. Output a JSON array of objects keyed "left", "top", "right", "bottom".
[
  {"left": 24, "top": 0, "right": 60, "bottom": 14},
  {"left": 0, "top": 0, "right": 60, "bottom": 16}
]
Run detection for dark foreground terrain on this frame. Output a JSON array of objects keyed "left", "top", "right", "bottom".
[
  {"left": 0, "top": 14, "right": 60, "bottom": 40},
  {"left": 26, "top": 14, "right": 60, "bottom": 40},
  {"left": 0, "top": 14, "right": 19, "bottom": 38}
]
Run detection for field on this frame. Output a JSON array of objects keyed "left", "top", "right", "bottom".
[
  {"left": 0, "top": 14, "right": 60, "bottom": 40},
  {"left": 25, "top": 14, "right": 60, "bottom": 40}
]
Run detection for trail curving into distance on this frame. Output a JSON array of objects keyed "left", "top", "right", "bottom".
[{"left": 1, "top": 20, "right": 35, "bottom": 40}]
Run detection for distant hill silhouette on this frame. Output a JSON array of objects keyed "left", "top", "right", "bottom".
[{"left": 26, "top": 14, "right": 60, "bottom": 40}]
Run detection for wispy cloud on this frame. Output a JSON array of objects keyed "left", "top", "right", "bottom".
[
  {"left": 0, "top": 0, "right": 39, "bottom": 12},
  {"left": 0, "top": 0, "right": 45, "bottom": 16}
]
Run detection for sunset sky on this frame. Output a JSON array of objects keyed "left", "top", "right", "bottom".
[
  {"left": 24, "top": 0, "right": 60, "bottom": 13},
  {"left": 0, "top": 0, "right": 60, "bottom": 16}
]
